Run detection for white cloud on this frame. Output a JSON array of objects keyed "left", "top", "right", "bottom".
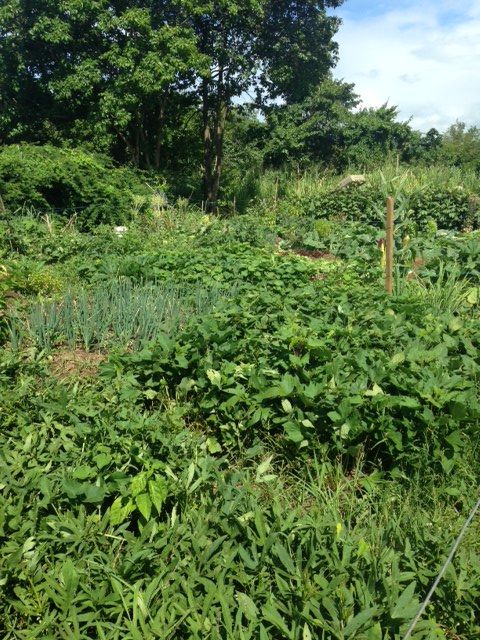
[{"left": 333, "top": 0, "right": 480, "bottom": 131}]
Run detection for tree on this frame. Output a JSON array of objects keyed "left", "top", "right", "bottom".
[
  {"left": 258, "top": 0, "right": 343, "bottom": 103},
  {"left": 0, "top": 1, "right": 204, "bottom": 168},
  {"left": 263, "top": 77, "right": 358, "bottom": 167},
  {"left": 186, "top": 0, "right": 343, "bottom": 209},
  {"left": 339, "top": 105, "right": 417, "bottom": 169},
  {"left": 440, "top": 121, "right": 480, "bottom": 171},
  {"left": 0, "top": 0, "right": 344, "bottom": 209}
]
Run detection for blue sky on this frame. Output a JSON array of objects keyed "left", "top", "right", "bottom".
[{"left": 332, "top": 0, "right": 480, "bottom": 131}]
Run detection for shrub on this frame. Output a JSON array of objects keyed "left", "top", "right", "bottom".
[
  {"left": 293, "top": 184, "right": 480, "bottom": 231},
  {"left": 0, "top": 144, "right": 150, "bottom": 230}
]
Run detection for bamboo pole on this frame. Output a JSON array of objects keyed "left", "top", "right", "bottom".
[{"left": 385, "top": 197, "right": 394, "bottom": 294}]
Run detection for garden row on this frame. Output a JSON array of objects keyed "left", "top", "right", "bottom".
[{"left": 1, "top": 194, "right": 480, "bottom": 637}]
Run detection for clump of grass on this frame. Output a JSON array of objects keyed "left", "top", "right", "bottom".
[
  {"left": 394, "top": 262, "right": 474, "bottom": 315},
  {"left": 254, "top": 164, "right": 480, "bottom": 211}
]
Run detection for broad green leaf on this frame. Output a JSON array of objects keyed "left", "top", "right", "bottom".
[
  {"left": 365, "top": 383, "right": 384, "bottom": 397},
  {"left": 131, "top": 473, "right": 147, "bottom": 497},
  {"left": 206, "top": 437, "right": 222, "bottom": 454},
  {"left": 448, "top": 317, "right": 463, "bottom": 332},
  {"left": 256, "top": 456, "right": 273, "bottom": 478},
  {"left": 365, "top": 622, "right": 383, "bottom": 640},
  {"left": 273, "top": 543, "right": 295, "bottom": 574},
  {"left": 263, "top": 603, "right": 291, "bottom": 636},
  {"left": 136, "top": 493, "right": 152, "bottom": 521},
  {"left": 392, "top": 582, "right": 418, "bottom": 619},
  {"left": 344, "top": 607, "right": 378, "bottom": 636},
  {"left": 236, "top": 592, "right": 258, "bottom": 621},
  {"left": 206, "top": 369, "right": 222, "bottom": 387},
  {"left": 148, "top": 477, "right": 168, "bottom": 513},
  {"left": 61, "top": 559, "right": 79, "bottom": 596},
  {"left": 83, "top": 484, "right": 106, "bottom": 504},
  {"left": 279, "top": 374, "right": 296, "bottom": 396},
  {"left": 110, "top": 497, "right": 125, "bottom": 526},
  {"left": 73, "top": 465, "right": 95, "bottom": 480},
  {"left": 467, "top": 287, "right": 479, "bottom": 305},
  {"left": 93, "top": 452, "right": 112, "bottom": 469},
  {"left": 303, "top": 624, "right": 312, "bottom": 640},
  {"left": 284, "top": 422, "right": 303, "bottom": 443}
]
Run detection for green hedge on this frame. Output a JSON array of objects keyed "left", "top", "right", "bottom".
[
  {"left": 295, "top": 184, "right": 480, "bottom": 231},
  {"left": 0, "top": 144, "right": 149, "bottom": 230}
]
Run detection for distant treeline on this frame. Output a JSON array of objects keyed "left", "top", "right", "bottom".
[{"left": 0, "top": 1, "right": 479, "bottom": 210}]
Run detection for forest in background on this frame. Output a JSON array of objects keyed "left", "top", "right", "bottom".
[{"left": 1, "top": 0, "right": 479, "bottom": 214}]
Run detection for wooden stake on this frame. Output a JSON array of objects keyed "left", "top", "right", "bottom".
[{"left": 385, "top": 197, "right": 394, "bottom": 294}]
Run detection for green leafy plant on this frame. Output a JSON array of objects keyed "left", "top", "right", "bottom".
[
  {"left": 0, "top": 144, "right": 150, "bottom": 230},
  {"left": 0, "top": 353, "right": 478, "bottom": 638},
  {"left": 8, "top": 279, "right": 232, "bottom": 351},
  {"left": 1, "top": 168, "right": 480, "bottom": 639}
]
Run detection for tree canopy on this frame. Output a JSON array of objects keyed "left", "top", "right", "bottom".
[
  {"left": 0, "top": 0, "right": 478, "bottom": 209},
  {"left": 0, "top": 0, "right": 344, "bottom": 209}
]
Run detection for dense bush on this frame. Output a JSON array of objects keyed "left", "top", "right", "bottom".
[
  {"left": 247, "top": 166, "right": 480, "bottom": 233},
  {"left": 293, "top": 184, "right": 480, "bottom": 231},
  {"left": 83, "top": 244, "right": 479, "bottom": 475},
  {"left": 0, "top": 145, "right": 150, "bottom": 230},
  {"left": 1, "top": 352, "right": 479, "bottom": 639},
  {"left": 105, "top": 285, "right": 480, "bottom": 473}
]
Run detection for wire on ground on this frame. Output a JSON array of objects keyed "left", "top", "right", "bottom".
[{"left": 402, "top": 493, "right": 480, "bottom": 640}]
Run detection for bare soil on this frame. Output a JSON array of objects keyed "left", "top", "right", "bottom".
[{"left": 50, "top": 348, "right": 106, "bottom": 380}]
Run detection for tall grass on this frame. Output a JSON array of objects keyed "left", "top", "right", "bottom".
[
  {"left": 3, "top": 443, "right": 478, "bottom": 638},
  {"left": 393, "top": 262, "right": 475, "bottom": 315}
]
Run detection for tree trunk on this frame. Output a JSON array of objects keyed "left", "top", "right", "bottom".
[
  {"left": 202, "top": 66, "right": 228, "bottom": 214},
  {"left": 202, "top": 79, "right": 215, "bottom": 211},
  {"left": 134, "top": 124, "right": 141, "bottom": 168},
  {"left": 154, "top": 103, "right": 165, "bottom": 171},
  {"left": 139, "top": 124, "right": 151, "bottom": 170},
  {"left": 211, "top": 98, "right": 227, "bottom": 213}
]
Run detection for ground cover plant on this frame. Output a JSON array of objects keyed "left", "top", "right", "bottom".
[{"left": 1, "top": 166, "right": 480, "bottom": 639}]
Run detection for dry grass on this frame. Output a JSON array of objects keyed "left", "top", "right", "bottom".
[{"left": 49, "top": 348, "right": 106, "bottom": 380}]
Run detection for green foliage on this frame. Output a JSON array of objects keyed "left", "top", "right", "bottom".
[
  {"left": 0, "top": 0, "right": 205, "bottom": 166},
  {"left": 0, "top": 352, "right": 479, "bottom": 638},
  {"left": 2, "top": 257, "right": 65, "bottom": 296},
  {"left": 0, "top": 145, "right": 149, "bottom": 229},
  {"left": 1, "top": 0, "right": 480, "bottom": 633},
  {"left": 104, "top": 272, "right": 480, "bottom": 473},
  {"left": 8, "top": 280, "right": 232, "bottom": 351},
  {"left": 294, "top": 184, "right": 479, "bottom": 231},
  {"left": 260, "top": 96, "right": 429, "bottom": 172},
  {"left": 0, "top": 0, "right": 343, "bottom": 206},
  {"left": 440, "top": 121, "right": 480, "bottom": 171},
  {"left": 251, "top": 165, "right": 480, "bottom": 232},
  {"left": 339, "top": 105, "right": 419, "bottom": 169},
  {"left": 1, "top": 187, "right": 480, "bottom": 638}
]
